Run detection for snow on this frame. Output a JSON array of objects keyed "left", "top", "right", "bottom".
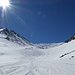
[
  {"left": 0, "top": 28, "right": 6, "bottom": 31},
  {"left": 0, "top": 28, "right": 31, "bottom": 46},
  {"left": 0, "top": 29, "right": 75, "bottom": 75},
  {"left": 34, "top": 42, "right": 64, "bottom": 49}
]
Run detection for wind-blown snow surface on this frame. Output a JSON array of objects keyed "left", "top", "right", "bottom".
[{"left": 0, "top": 34, "right": 75, "bottom": 75}]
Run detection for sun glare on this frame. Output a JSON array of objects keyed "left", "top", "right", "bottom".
[
  {"left": 0, "top": 0, "right": 26, "bottom": 28},
  {"left": 0, "top": 0, "right": 10, "bottom": 9}
]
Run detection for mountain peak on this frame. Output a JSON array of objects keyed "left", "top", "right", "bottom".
[
  {"left": 0, "top": 28, "right": 32, "bottom": 46},
  {"left": 65, "top": 34, "right": 75, "bottom": 43}
]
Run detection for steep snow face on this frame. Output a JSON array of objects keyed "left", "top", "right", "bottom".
[
  {"left": 0, "top": 30, "right": 75, "bottom": 75},
  {"left": 0, "top": 28, "right": 32, "bottom": 46}
]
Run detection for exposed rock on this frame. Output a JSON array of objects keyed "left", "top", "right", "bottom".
[{"left": 65, "top": 34, "right": 75, "bottom": 43}]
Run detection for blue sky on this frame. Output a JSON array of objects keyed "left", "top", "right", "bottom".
[{"left": 0, "top": 0, "right": 75, "bottom": 43}]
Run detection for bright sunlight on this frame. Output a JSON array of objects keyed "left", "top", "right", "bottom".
[{"left": 0, "top": 0, "right": 10, "bottom": 9}]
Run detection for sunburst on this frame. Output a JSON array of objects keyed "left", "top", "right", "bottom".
[{"left": 0, "top": 0, "right": 10, "bottom": 9}]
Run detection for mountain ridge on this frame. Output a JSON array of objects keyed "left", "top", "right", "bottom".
[{"left": 0, "top": 28, "right": 32, "bottom": 46}]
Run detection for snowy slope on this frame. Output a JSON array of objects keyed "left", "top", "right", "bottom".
[
  {"left": 0, "top": 28, "right": 32, "bottom": 46},
  {"left": 0, "top": 29, "right": 75, "bottom": 75},
  {"left": 34, "top": 42, "right": 64, "bottom": 49}
]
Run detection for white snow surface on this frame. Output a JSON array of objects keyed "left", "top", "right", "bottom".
[{"left": 0, "top": 35, "right": 75, "bottom": 75}]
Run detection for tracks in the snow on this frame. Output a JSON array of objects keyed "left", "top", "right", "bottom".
[{"left": 0, "top": 59, "right": 75, "bottom": 75}]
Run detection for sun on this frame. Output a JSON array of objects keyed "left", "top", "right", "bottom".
[{"left": 0, "top": 0, "right": 10, "bottom": 9}]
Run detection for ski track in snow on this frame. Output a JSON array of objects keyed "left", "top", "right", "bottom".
[{"left": 0, "top": 57, "right": 75, "bottom": 75}]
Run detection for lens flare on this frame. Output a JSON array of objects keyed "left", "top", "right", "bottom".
[
  {"left": 0, "top": 0, "right": 28, "bottom": 28},
  {"left": 0, "top": 0, "right": 10, "bottom": 9}
]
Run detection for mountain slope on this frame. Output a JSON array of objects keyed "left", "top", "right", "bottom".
[
  {"left": 0, "top": 29, "right": 75, "bottom": 75},
  {"left": 0, "top": 28, "right": 32, "bottom": 46}
]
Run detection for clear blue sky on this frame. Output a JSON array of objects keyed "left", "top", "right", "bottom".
[{"left": 0, "top": 0, "right": 75, "bottom": 43}]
